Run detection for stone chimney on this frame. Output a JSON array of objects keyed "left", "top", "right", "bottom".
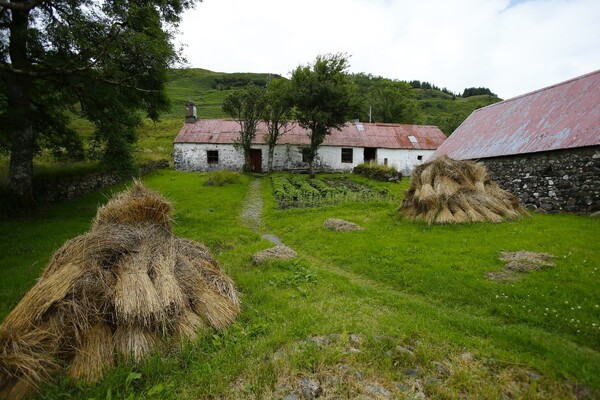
[{"left": 185, "top": 102, "right": 197, "bottom": 123}]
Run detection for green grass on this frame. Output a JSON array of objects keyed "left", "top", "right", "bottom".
[{"left": 1, "top": 171, "right": 598, "bottom": 399}]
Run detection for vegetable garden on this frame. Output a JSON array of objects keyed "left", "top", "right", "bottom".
[{"left": 271, "top": 175, "right": 395, "bottom": 209}]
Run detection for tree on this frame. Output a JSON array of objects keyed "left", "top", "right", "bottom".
[
  {"left": 263, "top": 78, "right": 293, "bottom": 173},
  {"left": 290, "top": 53, "right": 356, "bottom": 178},
  {"left": 0, "top": 0, "right": 198, "bottom": 203},
  {"left": 222, "top": 84, "right": 267, "bottom": 172},
  {"left": 364, "top": 80, "right": 422, "bottom": 124}
]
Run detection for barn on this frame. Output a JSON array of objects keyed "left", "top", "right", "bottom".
[
  {"left": 430, "top": 70, "right": 600, "bottom": 213},
  {"left": 174, "top": 115, "right": 447, "bottom": 174}
]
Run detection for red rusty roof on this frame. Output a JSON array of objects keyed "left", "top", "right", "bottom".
[
  {"left": 431, "top": 69, "right": 600, "bottom": 160},
  {"left": 174, "top": 120, "right": 446, "bottom": 150}
]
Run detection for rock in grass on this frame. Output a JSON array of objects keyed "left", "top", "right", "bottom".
[
  {"left": 253, "top": 245, "right": 297, "bottom": 264},
  {"left": 324, "top": 218, "right": 364, "bottom": 231}
]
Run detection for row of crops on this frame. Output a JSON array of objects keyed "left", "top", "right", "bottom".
[{"left": 271, "top": 175, "right": 396, "bottom": 209}]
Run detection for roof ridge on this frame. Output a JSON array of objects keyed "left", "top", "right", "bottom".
[{"left": 472, "top": 69, "right": 600, "bottom": 114}]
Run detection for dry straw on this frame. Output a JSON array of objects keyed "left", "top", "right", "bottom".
[
  {"left": 401, "top": 156, "right": 528, "bottom": 224},
  {"left": 0, "top": 182, "right": 240, "bottom": 400}
]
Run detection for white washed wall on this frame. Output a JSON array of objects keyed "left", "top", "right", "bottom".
[
  {"left": 174, "top": 143, "right": 244, "bottom": 171},
  {"left": 376, "top": 148, "right": 436, "bottom": 175},
  {"left": 174, "top": 143, "right": 435, "bottom": 173}
]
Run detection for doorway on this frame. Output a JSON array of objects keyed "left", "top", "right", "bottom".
[
  {"left": 364, "top": 147, "right": 377, "bottom": 163},
  {"left": 250, "top": 149, "right": 262, "bottom": 172}
]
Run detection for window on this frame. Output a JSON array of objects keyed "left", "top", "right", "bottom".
[
  {"left": 341, "top": 148, "right": 353, "bottom": 163},
  {"left": 207, "top": 150, "right": 219, "bottom": 164},
  {"left": 417, "top": 155, "right": 423, "bottom": 161}
]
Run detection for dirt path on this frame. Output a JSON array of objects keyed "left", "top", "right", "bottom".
[
  {"left": 241, "top": 178, "right": 263, "bottom": 231},
  {"left": 241, "top": 178, "right": 284, "bottom": 245}
]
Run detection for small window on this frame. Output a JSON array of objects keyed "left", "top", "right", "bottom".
[
  {"left": 417, "top": 155, "right": 423, "bottom": 161},
  {"left": 207, "top": 150, "right": 219, "bottom": 164},
  {"left": 341, "top": 148, "right": 353, "bottom": 163}
]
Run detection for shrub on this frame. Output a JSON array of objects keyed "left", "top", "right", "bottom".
[
  {"left": 353, "top": 162, "right": 402, "bottom": 182},
  {"left": 205, "top": 171, "right": 241, "bottom": 186}
]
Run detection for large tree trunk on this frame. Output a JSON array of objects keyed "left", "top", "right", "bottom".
[
  {"left": 243, "top": 148, "right": 252, "bottom": 172},
  {"left": 267, "top": 145, "right": 274, "bottom": 173},
  {"left": 6, "top": 8, "right": 35, "bottom": 204}
]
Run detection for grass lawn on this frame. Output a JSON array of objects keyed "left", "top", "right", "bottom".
[{"left": 0, "top": 170, "right": 598, "bottom": 399}]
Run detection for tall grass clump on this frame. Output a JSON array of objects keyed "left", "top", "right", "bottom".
[
  {"left": 353, "top": 162, "right": 402, "bottom": 182},
  {"left": 204, "top": 171, "right": 241, "bottom": 186}
]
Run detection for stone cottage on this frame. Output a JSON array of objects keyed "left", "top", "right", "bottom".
[
  {"left": 430, "top": 69, "right": 600, "bottom": 213},
  {"left": 174, "top": 114, "right": 447, "bottom": 175}
]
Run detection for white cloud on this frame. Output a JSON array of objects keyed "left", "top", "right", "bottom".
[{"left": 178, "top": 0, "right": 600, "bottom": 99}]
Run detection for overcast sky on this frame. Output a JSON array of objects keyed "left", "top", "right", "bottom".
[{"left": 177, "top": 0, "right": 600, "bottom": 100}]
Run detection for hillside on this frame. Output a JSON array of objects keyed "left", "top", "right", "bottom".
[
  {"left": 164, "top": 68, "right": 502, "bottom": 135},
  {"left": 414, "top": 88, "right": 502, "bottom": 134}
]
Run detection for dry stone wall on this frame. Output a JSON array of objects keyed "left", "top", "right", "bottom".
[
  {"left": 35, "top": 160, "right": 169, "bottom": 202},
  {"left": 480, "top": 146, "right": 600, "bottom": 214}
]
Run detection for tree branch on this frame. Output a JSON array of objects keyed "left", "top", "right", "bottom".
[{"left": 0, "top": 0, "right": 46, "bottom": 12}]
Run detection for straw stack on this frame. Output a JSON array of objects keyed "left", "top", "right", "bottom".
[
  {"left": 401, "top": 156, "right": 527, "bottom": 224},
  {"left": 0, "top": 182, "right": 240, "bottom": 400}
]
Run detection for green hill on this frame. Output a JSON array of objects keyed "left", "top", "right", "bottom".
[
  {"left": 165, "top": 68, "right": 279, "bottom": 119},
  {"left": 415, "top": 89, "right": 501, "bottom": 134},
  {"left": 164, "top": 69, "right": 502, "bottom": 135}
]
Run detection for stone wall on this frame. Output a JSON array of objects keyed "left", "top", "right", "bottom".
[
  {"left": 35, "top": 160, "right": 169, "bottom": 202},
  {"left": 480, "top": 146, "right": 600, "bottom": 214}
]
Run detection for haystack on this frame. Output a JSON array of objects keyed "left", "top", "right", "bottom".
[
  {"left": 0, "top": 182, "right": 240, "bottom": 400},
  {"left": 401, "top": 156, "right": 527, "bottom": 224}
]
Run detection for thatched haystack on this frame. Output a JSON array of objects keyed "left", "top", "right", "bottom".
[
  {"left": 0, "top": 182, "right": 240, "bottom": 400},
  {"left": 401, "top": 156, "right": 527, "bottom": 224}
]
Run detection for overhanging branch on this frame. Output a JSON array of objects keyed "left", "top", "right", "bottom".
[{"left": 0, "top": 0, "right": 46, "bottom": 12}]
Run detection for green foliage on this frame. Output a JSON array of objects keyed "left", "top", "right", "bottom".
[
  {"left": 291, "top": 54, "right": 358, "bottom": 177},
  {"left": 462, "top": 87, "right": 497, "bottom": 98},
  {"left": 0, "top": 0, "right": 198, "bottom": 196},
  {"left": 263, "top": 78, "right": 294, "bottom": 172},
  {"left": 270, "top": 174, "right": 395, "bottom": 208},
  {"left": 350, "top": 74, "right": 422, "bottom": 124},
  {"left": 212, "top": 73, "right": 280, "bottom": 90},
  {"left": 204, "top": 170, "right": 241, "bottom": 186},
  {"left": 353, "top": 162, "right": 402, "bottom": 182},
  {"left": 222, "top": 84, "right": 267, "bottom": 171}
]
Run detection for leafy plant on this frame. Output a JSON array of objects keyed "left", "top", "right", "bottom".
[{"left": 353, "top": 162, "right": 402, "bottom": 182}]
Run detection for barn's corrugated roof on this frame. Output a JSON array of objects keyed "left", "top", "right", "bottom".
[
  {"left": 174, "top": 120, "right": 446, "bottom": 150},
  {"left": 430, "top": 69, "right": 600, "bottom": 160}
]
